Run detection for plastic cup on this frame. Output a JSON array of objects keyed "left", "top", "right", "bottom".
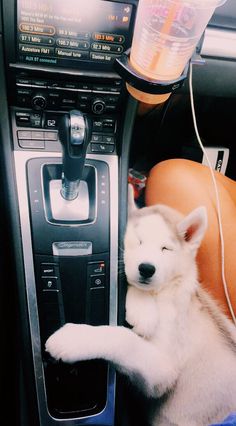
[{"left": 128, "top": 0, "right": 227, "bottom": 104}]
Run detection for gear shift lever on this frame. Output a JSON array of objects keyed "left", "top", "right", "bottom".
[{"left": 59, "top": 110, "right": 92, "bottom": 200}]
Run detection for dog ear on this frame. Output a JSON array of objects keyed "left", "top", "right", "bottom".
[
  {"left": 176, "top": 206, "right": 207, "bottom": 252},
  {"left": 127, "top": 184, "right": 138, "bottom": 216}
]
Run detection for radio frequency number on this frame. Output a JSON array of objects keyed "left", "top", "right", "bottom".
[{"left": 93, "top": 32, "right": 125, "bottom": 44}]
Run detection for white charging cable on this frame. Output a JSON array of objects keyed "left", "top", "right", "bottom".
[{"left": 189, "top": 62, "right": 236, "bottom": 325}]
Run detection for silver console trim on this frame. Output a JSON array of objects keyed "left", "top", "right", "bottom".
[
  {"left": 42, "top": 163, "right": 98, "bottom": 226},
  {"left": 50, "top": 179, "right": 90, "bottom": 221},
  {"left": 52, "top": 241, "right": 93, "bottom": 256},
  {"left": 14, "top": 150, "right": 118, "bottom": 425},
  {"left": 201, "top": 27, "right": 236, "bottom": 60}
]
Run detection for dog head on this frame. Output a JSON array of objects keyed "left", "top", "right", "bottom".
[{"left": 124, "top": 185, "right": 207, "bottom": 292}]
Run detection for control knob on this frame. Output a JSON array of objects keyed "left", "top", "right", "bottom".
[
  {"left": 92, "top": 98, "right": 106, "bottom": 115},
  {"left": 32, "top": 93, "right": 47, "bottom": 110}
]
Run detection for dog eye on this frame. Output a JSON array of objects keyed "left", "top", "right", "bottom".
[{"left": 162, "top": 246, "right": 172, "bottom": 252}]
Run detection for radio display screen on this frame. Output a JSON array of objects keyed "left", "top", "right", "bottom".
[{"left": 17, "top": 0, "right": 133, "bottom": 69}]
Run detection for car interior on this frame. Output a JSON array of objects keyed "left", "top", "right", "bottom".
[{"left": 0, "top": 0, "right": 236, "bottom": 425}]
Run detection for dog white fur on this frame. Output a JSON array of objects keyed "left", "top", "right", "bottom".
[{"left": 46, "top": 187, "right": 236, "bottom": 426}]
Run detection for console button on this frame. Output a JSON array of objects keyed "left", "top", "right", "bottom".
[
  {"left": 88, "top": 288, "right": 106, "bottom": 326},
  {"left": 105, "top": 105, "right": 117, "bottom": 112},
  {"left": 30, "top": 113, "right": 42, "bottom": 127},
  {"left": 44, "top": 131, "right": 58, "bottom": 141},
  {"left": 78, "top": 83, "right": 92, "bottom": 91},
  {"left": 18, "top": 139, "right": 45, "bottom": 149},
  {"left": 31, "top": 79, "right": 48, "bottom": 87},
  {"left": 90, "top": 275, "right": 105, "bottom": 288},
  {"left": 48, "top": 81, "right": 61, "bottom": 89},
  {"left": 102, "top": 135, "right": 115, "bottom": 144},
  {"left": 107, "top": 86, "right": 120, "bottom": 93},
  {"left": 17, "top": 88, "right": 32, "bottom": 97},
  {"left": 48, "top": 92, "right": 61, "bottom": 108},
  {"left": 77, "top": 101, "right": 90, "bottom": 112},
  {"left": 63, "top": 82, "right": 78, "bottom": 90},
  {"left": 90, "top": 52, "right": 114, "bottom": 63},
  {"left": 91, "top": 143, "right": 114, "bottom": 153},
  {"left": 87, "top": 262, "right": 106, "bottom": 276},
  {"left": 16, "top": 77, "right": 31, "bottom": 85},
  {"left": 103, "top": 119, "right": 116, "bottom": 132},
  {"left": 92, "top": 119, "right": 103, "bottom": 131},
  {"left": 17, "top": 95, "right": 31, "bottom": 107},
  {"left": 91, "top": 134, "right": 103, "bottom": 142},
  {"left": 15, "top": 112, "right": 31, "bottom": 126},
  {"left": 17, "top": 130, "right": 32, "bottom": 139},
  {"left": 60, "top": 96, "right": 77, "bottom": 107},
  {"left": 19, "top": 139, "right": 45, "bottom": 149},
  {"left": 40, "top": 263, "right": 57, "bottom": 276},
  {"left": 92, "top": 84, "right": 108, "bottom": 92},
  {"left": 41, "top": 277, "right": 58, "bottom": 290},
  {"left": 78, "top": 94, "right": 91, "bottom": 102},
  {"left": 31, "top": 131, "right": 44, "bottom": 140},
  {"left": 114, "top": 80, "right": 122, "bottom": 87},
  {"left": 105, "top": 95, "right": 119, "bottom": 104}
]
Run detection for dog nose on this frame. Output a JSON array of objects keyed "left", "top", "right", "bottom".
[{"left": 138, "top": 263, "right": 156, "bottom": 279}]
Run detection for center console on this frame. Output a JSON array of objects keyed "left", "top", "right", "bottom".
[{"left": 2, "top": 0, "right": 138, "bottom": 424}]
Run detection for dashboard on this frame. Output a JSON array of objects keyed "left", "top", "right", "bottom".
[
  {"left": 17, "top": 0, "right": 134, "bottom": 70},
  {"left": 0, "top": 1, "right": 236, "bottom": 426}
]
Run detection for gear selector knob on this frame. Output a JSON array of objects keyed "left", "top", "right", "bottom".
[{"left": 58, "top": 110, "right": 92, "bottom": 200}]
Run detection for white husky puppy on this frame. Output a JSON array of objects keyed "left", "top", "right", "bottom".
[{"left": 46, "top": 187, "right": 236, "bottom": 426}]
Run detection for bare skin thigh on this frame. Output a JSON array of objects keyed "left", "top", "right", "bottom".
[{"left": 145, "top": 159, "right": 236, "bottom": 319}]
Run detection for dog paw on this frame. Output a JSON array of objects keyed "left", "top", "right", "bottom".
[{"left": 45, "top": 323, "right": 93, "bottom": 363}]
